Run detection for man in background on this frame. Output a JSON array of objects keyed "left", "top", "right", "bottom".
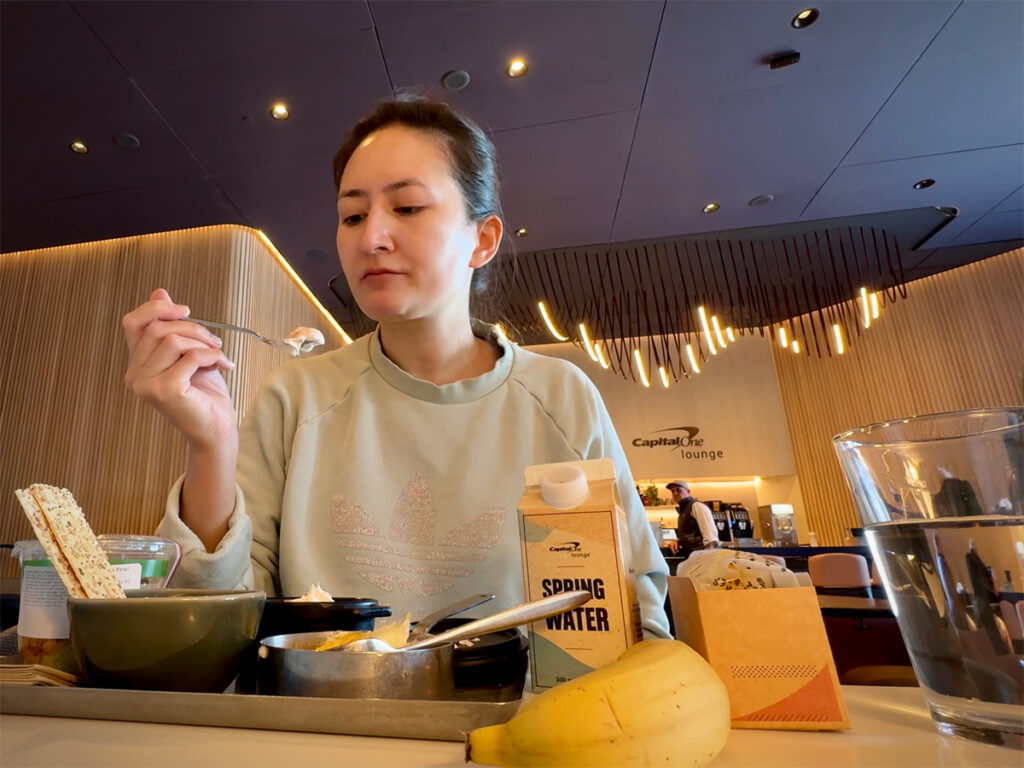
[{"left": 666, "top": 480, "right": 719, "bottom": 557}]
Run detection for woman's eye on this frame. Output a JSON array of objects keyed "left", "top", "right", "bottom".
[
  {"left": 395, "top": 206, "right": 423, "bottom": 215},
  {"left": 340, "top": 213, "right": 365, "bottom": 226}
]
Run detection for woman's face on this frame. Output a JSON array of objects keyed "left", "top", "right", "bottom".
[{"left": 335, "top": 125, "right": 493, "bottom": 325}]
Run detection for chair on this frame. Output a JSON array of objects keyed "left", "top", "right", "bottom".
[
  {"left": 761, "top": 555, "right": 787, "bottom": 568},
  {"left": 808, "top": 553, "right": 872, "bottom": 596}
]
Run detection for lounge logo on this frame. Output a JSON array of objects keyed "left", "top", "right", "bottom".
[
  {"left": 632, "top": 426, "right": 726, "bottom": 462},
  {"left": 548, "top": 541, "right": 591, "bottom": 559},
  {"left": 548, "top": 541, "right": 581, "bottom": 552}
]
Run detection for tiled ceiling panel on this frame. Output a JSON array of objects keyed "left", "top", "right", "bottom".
[
  {"left": 610, "top": 0, "right": 962, "bottom": 243},
  {"left": 844, "top": 1, "right": 1024, "bottom": 163},
  {"left": 493, "top": 111, "right": 639, "bottom": 252},
  {"left": 72, "top": 0, "right": 374, "bottom": 73},
  {"left": 374, "top": 0, "right": 662, "bottom": 132},
  {"left": 802, "top": 144, "right": 1024, "bottom": 221},
  {"left": 107, "top": 28, "right": 393, "bottom": 176},
  {"left": 612, "top": 69, "right": 913, "bottom": 242}
]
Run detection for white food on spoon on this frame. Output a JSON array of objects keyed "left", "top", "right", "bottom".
[
  {"left": 286, "top": 582, "right": 334, "bottom": 603},
  {"left": 282, "top": 326, "right": 326, "bottom": 356}
]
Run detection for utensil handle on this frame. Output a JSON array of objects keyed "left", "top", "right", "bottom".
[
  {"left": 187, "top": 318, "right": 266, "bottom": 342},
  {"left": 402, "top": 590, "right": 592, "bottom": 651},
  {"left": 410, "top": 593, "right": 495, "bottom": 639}
]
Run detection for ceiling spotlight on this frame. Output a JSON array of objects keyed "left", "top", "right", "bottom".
[
  {"left": 702, "top": 202, "right": 720, "bottom": 214},
  {"left": 441, "top": 70, "right": 471, "bottom": 91},
  {"left": 791, "top": 8, "right": 819, "bottom": 28},
  {"left": 114, "top": 131, "right": 140, "bottom": 149},
  {"left": 69, "top": 140, "right": 88, "bottom": 154},
  {"left": 271, "top": 103, "right": 290, "bottom": 120},
  {"left": 748, "top": 194, "right": 774, "bottom": 207},
  {"left": 913, "top": 178, "right": 935, "bottom": 190},
  {"left": 515, "top": 227, "right": 529, "bottom": 237},
  {"left": 507, "top": 58, "right": 528, "bottom": 78}
]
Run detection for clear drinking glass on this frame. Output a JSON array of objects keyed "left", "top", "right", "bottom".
[{"left": 834, "top": 408, "right": 1023, "bottom": 748}]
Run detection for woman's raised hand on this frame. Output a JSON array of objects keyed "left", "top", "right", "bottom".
[{"left": 122, "top": 289, "right": 238, "bottom": 449}]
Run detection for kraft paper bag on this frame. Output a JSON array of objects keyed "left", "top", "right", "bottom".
[{"left": 668, "top": 575, "right": 850, "bottom": 730}]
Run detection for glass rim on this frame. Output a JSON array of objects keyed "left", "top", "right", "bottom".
[{"left": 832, "top": 406, "right": 1024, "bottom": 446}]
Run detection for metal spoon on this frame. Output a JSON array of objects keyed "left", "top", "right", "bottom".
[{"left": 340, "top": 590, "right": 592, "bottom": 653}]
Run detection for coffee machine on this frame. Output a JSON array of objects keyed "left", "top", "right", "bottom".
[
  {"left": 706, "top": 500, "right": 734, "bottom": 544},
  {"left": 758, "top": 504, "right": 798, "bottom": 546},
  {"left": 728, "top": 504, "right": 754, "bottom": 542}
]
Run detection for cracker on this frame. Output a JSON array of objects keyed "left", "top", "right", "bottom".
[
  {"left": 15, "top": 488, "right": 87, "bottom": 599},
  {"left": 17, "top": 484, "right": 125, "bottom": 599}
]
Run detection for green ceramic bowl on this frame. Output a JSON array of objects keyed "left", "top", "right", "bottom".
[{"left": 69, "top": 588, "right": 266, "bottom": 692}]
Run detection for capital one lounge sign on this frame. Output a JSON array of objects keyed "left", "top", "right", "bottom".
[
  {"left": 530, "top": 335, "right": 795, "bottom": 479},
  {"left": 632, "top": 426, "right": 726, "bottom": 464}
]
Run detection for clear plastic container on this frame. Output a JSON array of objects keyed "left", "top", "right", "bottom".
[
  {"left": 11, "top": 535, "right": 181, "bottom": 672},
  {"left": 96, "top": 534, "right": 181, "bottom": 589}
]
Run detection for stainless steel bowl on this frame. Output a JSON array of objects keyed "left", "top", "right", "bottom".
[{"left": 257, "top": 631, "right": 455, "bottom": 700}]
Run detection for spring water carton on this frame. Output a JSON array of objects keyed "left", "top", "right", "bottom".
[{"left": 519, "top": 458, "right": 643, "bottom": 691}]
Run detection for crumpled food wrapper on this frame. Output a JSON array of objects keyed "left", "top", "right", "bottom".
[{"left": 676, "top": 549, "right": 801, "bottom": 591}]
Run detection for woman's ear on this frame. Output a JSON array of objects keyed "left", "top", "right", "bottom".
[{"left": 469, "top": 214, "right": 503, "bottom": 268}]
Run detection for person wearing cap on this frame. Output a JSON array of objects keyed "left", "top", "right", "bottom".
[{"left": 665, "top": 481, "right": 719, "bottom": 557}]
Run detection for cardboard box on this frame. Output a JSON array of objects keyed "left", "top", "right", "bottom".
[
  {"left": 519, "top": 459, "right": 643, "bottom": 691},
  {"left": 668, "top": 576, "right": 850, "bottom": 730}
]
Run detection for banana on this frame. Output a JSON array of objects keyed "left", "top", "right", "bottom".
[{"left": 466, "top": 638, "right": 730, "bottom": 767}]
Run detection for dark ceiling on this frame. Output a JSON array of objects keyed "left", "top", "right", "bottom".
[{"left": 2, "top": 1, "right": 1022, "bottom": 344}]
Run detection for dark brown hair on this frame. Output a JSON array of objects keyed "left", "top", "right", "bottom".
[{"left": 332, "top": 96, "right": 509, "bottom": 317}]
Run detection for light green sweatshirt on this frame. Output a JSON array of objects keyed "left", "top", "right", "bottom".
[{"left": 158, "top": 323, "right": 671, "bottom": 637}]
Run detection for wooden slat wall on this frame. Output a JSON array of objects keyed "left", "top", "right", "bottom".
[
  {"left": 771, "top": 248, "right": 1024, "bottom": 546},
  {"left": 1, "top": 225, "right": 347, "bottom": 578}
]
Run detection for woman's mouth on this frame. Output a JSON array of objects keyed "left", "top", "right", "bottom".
[{"left": 362, "top": 269, "right": 402, "bottom": 285}]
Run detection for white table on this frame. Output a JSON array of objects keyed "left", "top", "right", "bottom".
[{"left": 1, "top": 686, "right": 1018, "bottom": 767}]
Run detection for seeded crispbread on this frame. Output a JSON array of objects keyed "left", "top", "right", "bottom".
[
  {"left": 16, "top": 484, "right": 125, "bottom": 599},
  {"left": 15, "top": 488, "right": 88, "bottom": 599}
]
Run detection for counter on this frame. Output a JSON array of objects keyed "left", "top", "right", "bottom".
[{"left": 1, "top": 686, "right": 1018, "bottom": 767}]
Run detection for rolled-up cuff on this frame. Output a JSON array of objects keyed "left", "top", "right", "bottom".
[{"left": 155, "top": 475, "right": 254, "bottom": 590}]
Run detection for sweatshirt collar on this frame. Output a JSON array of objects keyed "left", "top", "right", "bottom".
[{"left": 367, "top": 320, "right": 514, "bottom": 404}]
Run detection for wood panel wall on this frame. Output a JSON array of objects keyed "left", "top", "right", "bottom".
[
  {"left": 771, "top": 248, "right": 1024, "bottom": 546},
  {"left": 1, "top": 225, "right": 348, "bottom": 578}
]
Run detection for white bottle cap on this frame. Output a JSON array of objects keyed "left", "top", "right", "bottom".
[{"left": 540, "top": 465, "right": 590, "bottom": 509}]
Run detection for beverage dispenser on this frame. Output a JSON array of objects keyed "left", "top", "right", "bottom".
[
  {"left": 707, "top": 500, "right": 734, "bottom": 544},
  {"left": 758, "top": 504, "right": 798, "bottom": 546},
  {"left": 729, "top": 505, "right": 753, "bottom": 542}
]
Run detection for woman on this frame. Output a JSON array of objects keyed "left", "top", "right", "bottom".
[{"left": 123, "top": 98, "right": 670, "bottom": 637}]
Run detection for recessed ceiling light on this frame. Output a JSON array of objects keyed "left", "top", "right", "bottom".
[
  {"left": 114, "top": 131, "right": 141, "bottom": 149},
  {"left": 515, "top": 227, "right": 529, "bottom": 237},
  {"left": 791, "top": 8, "right": 819, "bottom": 28},
  {"left": 507, "top": 58, "right": 528, "bottom": 78},
  {"left": 441, "top": 70, "right": 471, "bottom": 91},
  {"left": 748, "top": 194, "right": 774, "bottom": 207},
  {"left": 913, "top": 178, "right": 935, "bottom": 190},
  {"left": 69, "top": 140, "right": 88, "bottom": 154},
  {"left": 702, "top": 203, "right": 720, "bottom": 214},
  {"left": 271, "top": 103, "right": 290, "bottom": 120}
]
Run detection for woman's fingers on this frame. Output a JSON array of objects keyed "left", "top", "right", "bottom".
[
  {"left": 127, "top": 318, "right": 223, "bottom": 379},
  {"left": 125, "top": 327, "right": 227, "bottom": 391},
  {"left": 122, "top": 288, "right": 191, "bottom": 348},
  {"left": 141, "top": 346, "right": 233, "bottom": 403}
]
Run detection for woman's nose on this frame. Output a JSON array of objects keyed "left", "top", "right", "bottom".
[{"left": 359, "top": 206, "right": 394, "bottom": 253}]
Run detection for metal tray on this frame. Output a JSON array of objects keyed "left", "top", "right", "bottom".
[{"left": 0, "top": 684, "right": 522, "bottom": 742}]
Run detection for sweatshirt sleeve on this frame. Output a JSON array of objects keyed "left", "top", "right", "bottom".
[
  {"left": 154, "top": 365, "right": 296, "bottom": 597},
  {"left": 570, "top": 370, "right": 672, "bottom": 639},
  {"left": 155, "top": 475, "right": 255, "bottom": 590}
]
